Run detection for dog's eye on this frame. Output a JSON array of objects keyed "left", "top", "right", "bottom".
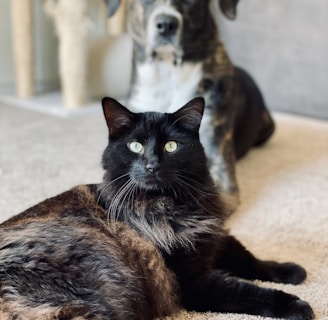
[
  {"left": 164, "top": 141, "right": 178, "bottom": 153},
  {"left": 128, "top": 141, "right": 144, "bottom": 154}
]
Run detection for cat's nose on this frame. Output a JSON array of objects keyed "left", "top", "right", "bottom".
[{"left": 146, "top": 163, "right": 159, "bottom": 173}]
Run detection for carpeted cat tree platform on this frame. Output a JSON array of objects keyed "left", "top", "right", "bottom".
[{"left": 0, "top": 103, "right": 327, "bottom": 319}]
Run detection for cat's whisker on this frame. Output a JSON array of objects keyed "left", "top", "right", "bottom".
[
  {"left": 96, "top": 173, "right": 130, "bottom": 210},
  {"left": 175, "top": 173, "right": 217, "bottom": 197},
  {"left": 173, "top": 178, "right": 195, "bottom": 202},
  {"left": 108, "top": 178, "right": 136, "bottom": 223},
  {"left": 177, "top": 182, "right": 212, "bottom": 206},
  {"left": 176, "top": 174, "right": 207, "bottom": 194},
  {"left": 127, "top": 182, "right": 136, "bottom": 212},
  {"left": 117, "top": 180, "right": 138, "bottom": 220},
  {"left": 107, "top": 181, "right": 128, "bottom": 223},
  {"left": 174, "top": 177, "right": 209, "bottom": 213},
  {"left": 166, "top": 180, "right": 178, "bottom": 200},
  {"left": 129, "top": 183, "right": 139, "bottom": 211},
  {"left": 102, "top": 176, "right": 131, "bottom": 218}
]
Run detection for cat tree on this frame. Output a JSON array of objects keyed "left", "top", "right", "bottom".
[
  {"left": 11, "top": 0, "right": 127, "bottom": 110},
  {"left": 45, "top": 0, "right": 127, "bottom": 109},
  {"left": 11, "top": 0, "right": 35, "bottom": 98}
]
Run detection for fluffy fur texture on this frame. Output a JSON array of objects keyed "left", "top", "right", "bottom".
[{"left": 0, "top": 98, "right": 313, "bottom": 320}]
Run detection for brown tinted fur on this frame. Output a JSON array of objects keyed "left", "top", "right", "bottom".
[
  {"left": 0, "top": 185, "right": 179, "bottom": 320},
  {"left": 0, "top": 100, "right": 313, "bottom": 320}
]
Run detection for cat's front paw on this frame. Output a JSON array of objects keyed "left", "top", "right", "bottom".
[
  {"left": 275, "top": 296, "right": 314, "bottom": 320},
  {"left": 263, "top": 290, "right": 314, "bottom": 320},
  {"left": 265, "top": 261, "right": 307, "bottom": 284},
  {"left": 285, "top": 299, "right": 315, "bottom": 320}
]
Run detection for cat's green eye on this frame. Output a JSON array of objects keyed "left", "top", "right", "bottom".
[
  {"left": 128, "top": 141, "right": 144, "bottom": 154},
  {"left": 164, "top": 141, "right": 178, "bottom": 153}
]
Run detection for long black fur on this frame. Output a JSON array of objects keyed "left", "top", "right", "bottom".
[{"left": 0, "top": 98, "right": 313, "bottom": 320}]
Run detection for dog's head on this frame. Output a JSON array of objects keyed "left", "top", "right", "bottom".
[{"left": 105, "top": 0, "right": 239, "bottom": 62}]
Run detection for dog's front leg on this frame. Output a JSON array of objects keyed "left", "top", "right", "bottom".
[{"left": 200, "top": 107, "right": 239, "bottom": 212}]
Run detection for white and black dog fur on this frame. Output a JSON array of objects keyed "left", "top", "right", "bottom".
[{"left": 105, "top": 0, "right": 275, "bottom": 211}]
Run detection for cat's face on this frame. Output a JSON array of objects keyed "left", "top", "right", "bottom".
[{"left": 101, "top": 98, "right": 209, "bottom": 195}]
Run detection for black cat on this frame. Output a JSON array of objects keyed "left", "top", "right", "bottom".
[{"left": 0, "top": 98, "right": 313, "bottom": 320}]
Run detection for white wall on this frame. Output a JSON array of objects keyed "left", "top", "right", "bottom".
[
  {"left": 0, "top": 0, "right": 15, "bottom": 93},
  {"left": 219, "top": 0, "right": 328, "bottom": 119},
  {"left": 0, "top": 0, "right": 60, "bottom": 94}
]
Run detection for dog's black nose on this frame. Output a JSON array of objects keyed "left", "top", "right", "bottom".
[{"left": 155, "top": 14, "right": 179, "bottom": 36}]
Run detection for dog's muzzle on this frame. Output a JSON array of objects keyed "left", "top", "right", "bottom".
[{"left": 145, "top": 6, "right": 183, "bottom": 61}]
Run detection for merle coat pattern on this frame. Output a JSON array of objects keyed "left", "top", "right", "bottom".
[
  {"left": 0, "top": 98, "right": 313, "bottom": 320},
  {"left": 105, "top": 0, "right": 275, "bottom": 211}
]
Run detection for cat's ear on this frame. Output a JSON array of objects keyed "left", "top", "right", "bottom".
[
  {"left": 102, "top": 97, "right": 134, "bottom": 137},
  {"left": 171, "top": 97, "right": 205, "bottom": 133}
]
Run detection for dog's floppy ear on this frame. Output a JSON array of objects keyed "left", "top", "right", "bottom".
[
  {"left": 219, "top": 0, "right": 239, "bottom": 20},
  {"left": 103, "top": 0, "right": 121, "bottom": 17}
]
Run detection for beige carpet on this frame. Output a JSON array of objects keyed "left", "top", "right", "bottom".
[{"left": 0, "top": 103, "right": 327, "bottom": 319}]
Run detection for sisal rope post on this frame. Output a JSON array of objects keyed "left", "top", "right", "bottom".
[
  {"left": 11, "top": 0, "right": 35, "bottom": 98},
  {"left": 107, "top": 0, "right": 126, "bottom": 36}
]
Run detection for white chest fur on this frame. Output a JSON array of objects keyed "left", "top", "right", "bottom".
[{"left": 129, "top": 60, "right": 203, "bottom": 113}]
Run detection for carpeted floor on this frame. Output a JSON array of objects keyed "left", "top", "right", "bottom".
[{"left": 0, "top": 102, "right": 327, "bottom": 319}]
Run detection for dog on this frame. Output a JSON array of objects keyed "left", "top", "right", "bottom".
[{"left": 105, "top": 0, "right": 275, "bottom": 211}]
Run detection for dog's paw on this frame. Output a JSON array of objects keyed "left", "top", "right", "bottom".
[{"left": 265, "top": 261, "right": 307, "bottom": 284}]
